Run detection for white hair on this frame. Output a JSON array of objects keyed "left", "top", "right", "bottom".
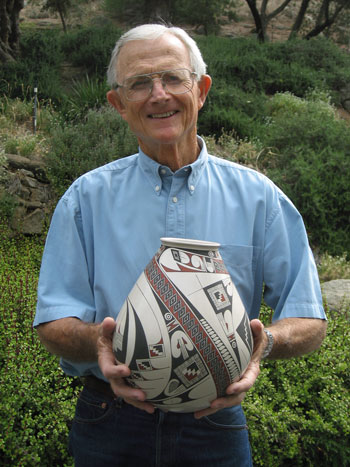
[{"left": 107, "top": 24, "right": 207, "bottom": 88}]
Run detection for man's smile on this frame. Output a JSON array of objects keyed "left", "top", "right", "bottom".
[{"left": 148, "top": 110, "right": 178, "bottom": 119}]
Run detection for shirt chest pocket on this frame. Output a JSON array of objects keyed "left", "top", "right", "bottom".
[{"left": 219, "top": 244, "right": 261, "bottom": 314}]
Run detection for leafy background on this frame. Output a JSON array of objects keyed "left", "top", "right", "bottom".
[{"left": 0, "top": 0, "right": 350, "bottom": 465}]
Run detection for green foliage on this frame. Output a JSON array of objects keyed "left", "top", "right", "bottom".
[
  {"left": 257, "top": 91, "right": 350, "bottom": 255},
  {"left": 173, "top": 0, "right": 238, "bottom": 35},
  {"left": 245, "top": 305, "right": 350, "bottom": 467},
  {"left": 64, "top": 75, "right": 110, "bottom": 119},
  {"left": 196, "top": 35, "right": 350, "bottom": 118},
  {"left": 0, "top": 29, "right": 64, "bottom": 102},
  {"left": 317, "top": 253, "right": 350, "bottom": 282},
  {"left": 0, "top": 225, "right": 80, "bottom": 466},
  {"left": 0, "top": 153, "right": 17, "bottom": 220},
  {"left": 0, "top": 191, "right": 17, "bottom": 221},
  {"left": 45, "top": 105, "right": 138, "bottom": 196},
  {"left": 61, "top": 24, "right": 121, "bottom": 76},
  {"left": 103, "top": 0, "right": 237, "bottom": 33},
  {"left": 199, "top": 83, "right": 267, "bottom": 138}
]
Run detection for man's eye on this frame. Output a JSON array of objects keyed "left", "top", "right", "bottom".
[
  {"left": 163, "top": 73, "right": 182, "bottom": 84},
  {"left": 129, "top": 79, "right": 150, "bottom": 90}
]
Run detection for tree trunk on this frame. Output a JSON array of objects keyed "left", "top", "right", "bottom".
[
  {"left": 0, "top": 0, "right": 24, "bottom": 63},
  {"left": 56, "top": 1, "right": 67, "bottom": 33},
  {"left": 244, "top": 0, "right": 266, "bottom": 42},
  {"left": 288, "top": 0, "right": 310, "bottom": 39},
  {"left": 304, "top": 0, "right": 345, "bottom": 39}
]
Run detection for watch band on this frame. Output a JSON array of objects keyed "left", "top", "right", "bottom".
[{"left": 262, "top": 328, "right": 274, "bottom": 358}]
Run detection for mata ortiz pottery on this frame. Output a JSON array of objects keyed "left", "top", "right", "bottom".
[{"left": 113, "top": 238, "right": 253, "bottom": 412}]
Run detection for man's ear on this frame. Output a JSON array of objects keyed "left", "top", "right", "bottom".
[
  {"left": 107, "top": 90, "right": 127, "bottom": 120},
  {"left": 197, "top": 74, "right": 212, "bottom": 111}
]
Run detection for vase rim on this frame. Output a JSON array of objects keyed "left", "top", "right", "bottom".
[{"left": 160, "top": 237, "right": 220, "bottom": 250}]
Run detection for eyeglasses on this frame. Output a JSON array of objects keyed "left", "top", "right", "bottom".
[{"left": 114, "top": 68, "right": 198, "bottom": 102}]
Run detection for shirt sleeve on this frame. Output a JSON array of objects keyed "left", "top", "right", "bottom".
[
  {"left": 263, "top": 191, "right": 326, "bottom": 322},
  {"left": 34, "top": 188, "right": 96, "bottom": 327}
]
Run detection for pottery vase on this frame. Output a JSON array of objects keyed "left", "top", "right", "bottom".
[{"left": 113, "top": 237, "right": 253, "bottom": 412}]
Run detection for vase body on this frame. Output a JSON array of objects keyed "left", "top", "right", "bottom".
[{"left": 113, "top": 238, "right": 253, "bottom": 413}]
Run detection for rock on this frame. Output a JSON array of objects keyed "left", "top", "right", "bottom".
[
  {"left": 321, "top": 279, "right": 350, "bottom": 311},
  {"left": 21, "top": 208, "right": 46, "bottom": 235},
  {"left": 6, "top": 153, "right": 49, "bottom": 182},
  {"left": 2, "top": 153, "right": 54, "bottom": 235}
]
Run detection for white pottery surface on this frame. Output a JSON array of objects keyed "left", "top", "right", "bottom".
[{"left": 113, "top": 238, "right": 253, "bottom": 412}]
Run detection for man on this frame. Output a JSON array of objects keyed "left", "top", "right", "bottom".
[{"left": 34, "top": 24, "right": 327, "bottom": 467}]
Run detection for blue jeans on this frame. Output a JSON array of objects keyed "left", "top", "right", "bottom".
[{"left": 69, "top": 386, "right": 253, "bottom": 467}]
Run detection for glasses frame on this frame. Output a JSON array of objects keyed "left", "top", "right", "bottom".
[{"left": 114, "top": 68, "right": 198, "bottom": 102}]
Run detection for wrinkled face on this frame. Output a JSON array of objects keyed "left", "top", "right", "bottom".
[{"left": 107, "top": 34, "right": 210, "bottom": 153}]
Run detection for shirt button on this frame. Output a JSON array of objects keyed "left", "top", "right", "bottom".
[
  {"left": 155, "top": 185, "right": 160, "bottom": 192},
  {"left": 172, "top": 196, "right": 178, "bottom": 203},
  {"left": 160, "top": 169, "right": 166, "bottom": 175},
  {"left": 190, "top": 185, "right": 195, "bottom": 192}
]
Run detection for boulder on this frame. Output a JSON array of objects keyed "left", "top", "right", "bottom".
[
  {"left": 2, "top": 153, "right": 55, "bottom": 235},
  {"left": 321, "top": 279, "right": 350, "bottom": 312}
]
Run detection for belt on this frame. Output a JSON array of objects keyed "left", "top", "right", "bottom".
[{"left": 83, "top": 374, "right": 116, "bottom": 399}]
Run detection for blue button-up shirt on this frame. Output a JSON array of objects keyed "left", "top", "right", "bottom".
[{"left": 35, "top": 137, "right": 325, "bottom": 377}]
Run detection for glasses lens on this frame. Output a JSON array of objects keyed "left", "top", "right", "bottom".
[
  {"left": 162, "top": 69, "right": 194, "bottom": 94},
  {"left": 124, "top": 75, "right": 153, "bottom": 101},
  {"left": 123, "top": 69, "right": 195, "bottom": 101}
]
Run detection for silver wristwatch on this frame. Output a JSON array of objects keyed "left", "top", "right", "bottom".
[{"left": 262, "top": 328, "right": 274, "bottom": 358}]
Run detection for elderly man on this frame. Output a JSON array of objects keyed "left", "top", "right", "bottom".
[{"left": 34, "top": 24, "right": 327, "bottom": 467}]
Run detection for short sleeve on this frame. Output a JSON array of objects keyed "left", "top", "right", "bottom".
[
  {"left": 34, "top": 189, "right": 96, "bottom": 327},
  {"left": 263, "top": 193, "right": 325, "bottom": 322}
]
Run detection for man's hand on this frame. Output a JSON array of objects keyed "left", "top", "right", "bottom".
[
  {"left": 97, "top": 317, "right": 156, "bottom": 414},
  {"left": 194, "top": 319, "right": 265, "bottom": 419},
  {"left": 193, "top": 315, "right": 327, "bottom": 419}
]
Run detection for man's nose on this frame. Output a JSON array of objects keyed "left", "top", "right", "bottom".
[{"left": 150, "top": 78, "right": 169, "bottom": 100}]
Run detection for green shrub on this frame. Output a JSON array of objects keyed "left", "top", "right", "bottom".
[
  {"left": 199, "top": 84, "right": 267, "bottom": 138},
  {"left": 257, "top": 91, "right": 350, "bottom": 255},
  {"left": 0, "top": 226, "right": 79, "bottom": 466},
  {"left": 0, "top": 191, "right": 17, "bottom": 220},
  {"left": 20, "top": 29, "right": 63, "bottom": 70},
  {"left": 63, "top": 75, "right": 110, "bottom": 120},
  {"left": 173, "top": 0, "right": 238, "bottom": 35},
  {"left": 61, "top": 24, "right": 121, "bottom": 76},
  {"left": 244, "top": 305, "right": 350, "bottom": 466},
  {"left": 45, "top": 105, "right": 138, "bottom": 196},
  {"left": 197, "top": 35, "right": 350, "bottom": 111},
  {"left": 317, "top": 253, "right": 350, "bottom": 282},
  {"left": 0, "top": 29, "right": 64, "bottom": 102}
]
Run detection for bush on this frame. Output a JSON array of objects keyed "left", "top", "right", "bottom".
[
  {"left": 0, "top": 225, "right": 80, "bottom": 466},
  {"left": 63, "top": 75, "right": 110, "bottom": 119},
  {"left": 244, "top": 305, "right": 350, "bottom": 466},
  {"left": 196, "top": 35, "right": 350, "bottom": 115},
  {"left": 45, "top": 105, "right": 138, "bottom": 195},
  {"left": 317, "top": 253, "right": 350, "bottom": 282},
  {"left": 61, "top": 24, "right": 121, "bottom": 76},
  {"left": 199, "top": 83, "right": 267, "bottom": 139},
  {"left": 257, "top": 91, "right": 350, "bottom": 255},
  {"left": 0, "top": 29, "right": 64, "bottom": 102}
]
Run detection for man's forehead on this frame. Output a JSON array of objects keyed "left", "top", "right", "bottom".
[{"left": 117, "top": 34, "right": 191, "bottom": 78}]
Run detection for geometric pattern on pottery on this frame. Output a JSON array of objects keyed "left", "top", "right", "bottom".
[
  {"left": 113, "top": 241, "right": 253, "bottom": 412},
  {"left": 146, "top": 256, "right": 235, "bottom": 394}
]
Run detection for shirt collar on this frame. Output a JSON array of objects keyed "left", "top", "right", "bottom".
[{"left": 138, "top": 136, "right": 208, "bottom": 196}]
